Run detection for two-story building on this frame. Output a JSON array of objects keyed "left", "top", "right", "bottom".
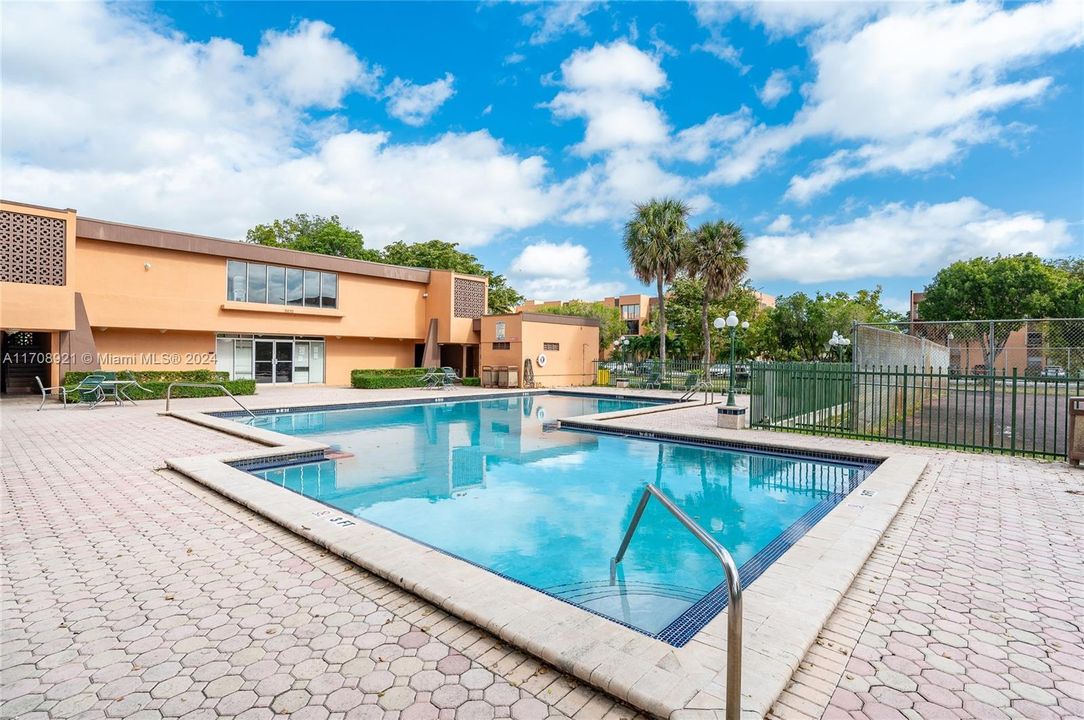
[{"left": 0, "top": 200, "right": 487, "bottom": 392}]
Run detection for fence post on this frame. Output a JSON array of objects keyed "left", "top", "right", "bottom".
[
  {"left": 901, "top": 365, "right": 908, "bottom": 443},
  {"left": 1010, "top": 368, "right": 1017, "bottom": 456}
]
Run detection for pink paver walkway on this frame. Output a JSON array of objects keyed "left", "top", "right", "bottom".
[
  {"left": 1, "top": 393, "right": 642, "bottom": 720},
  {"left": 604, "top": 403, "right": 1084, "bottom": 720}
]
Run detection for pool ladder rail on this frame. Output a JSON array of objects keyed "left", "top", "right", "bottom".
[
  {"left": 679, "top": 380, "right": 716, "bottom": 403},
  {"left": 164, "top": 382, "right": 256, "bottom": 419},
  {"left": 611, "top": 483, "right": 743, "bottom": 720}
]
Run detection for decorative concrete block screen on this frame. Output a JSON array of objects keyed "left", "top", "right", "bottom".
[
  {"left": 0, "top": 210, "right": 66, "bottom": 286},
  {"left": 453, "top": 277, "right": 486, "bottom": 318}
]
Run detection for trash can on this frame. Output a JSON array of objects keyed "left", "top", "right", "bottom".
[
  {"left": 507, "top": 368, "right": 519, "bottom": 388},
  {"left": 597, "top": 367, "right": 611, "bottom": 386},
  {"left": 481, "top": 366, "right": 495, "bottom": 388},
  {"left": 496, "top": 366, "right": 509, "bottom": 388}
]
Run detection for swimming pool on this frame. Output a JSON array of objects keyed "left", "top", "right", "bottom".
[{"left": 239, "top": 393, "right": 875, "bottom": 643}]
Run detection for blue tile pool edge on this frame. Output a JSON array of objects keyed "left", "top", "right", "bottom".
[
  {"left": 208, "top": 389, "right": 674, "bottom": 420},
  {"left": 228, "top": 423, "right": 880, "bottom": 648}
]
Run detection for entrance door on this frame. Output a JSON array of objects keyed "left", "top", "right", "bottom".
[
  {"left": 1, "top": 332, "right": 50, "bottom": 394},
  {"left": 255, "top": 339, "right": 294, "bottom": 384}
]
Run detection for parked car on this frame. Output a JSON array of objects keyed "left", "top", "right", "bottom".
[
  {"left": 708, "top": 364, "right": 729, "bottom": 377},
  {"left": 1041, "top": 365, "right": 1067, "bottom": 378}
]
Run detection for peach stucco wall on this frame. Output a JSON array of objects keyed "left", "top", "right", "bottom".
[
  {"left": 94, "top": 330, "right": 217, "bottom": 371},
  {"left": 425, "top": 270, "right": 484, "bottom": 346},
  {"left": 0, "top": 202, "right": 77, "bottom": 332},
  {"left": 74, "top": 239, "right": 428, "bottom": 340},
  {"left": 480, "top": 315, "right": 599, "bottom": 387}
]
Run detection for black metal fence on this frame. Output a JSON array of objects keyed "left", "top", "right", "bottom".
[
  {"left": 592, "top": 359, "right": 751, "bottom": 394},
  {"left": 750, "top": 362, "right": 1084, "bottom": 458}
]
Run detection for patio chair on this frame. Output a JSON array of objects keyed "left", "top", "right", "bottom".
[
  {"left": 644, "top": 372, "right": 662, "bottom": 389},
  {"left": 35, "top": 376, "right": 67, "bottom": 411},
  {"left": 682, "top": 372, "right": 701, "bottom": 391},
  {"left": 439, "top": 367, "right": 462, "bottom": 390},
  {"left": 74, "top": 374, "right": 107, "bottom": 408},
  {"left": 419, "top": 367, "right": 443, "bottom": 390}
]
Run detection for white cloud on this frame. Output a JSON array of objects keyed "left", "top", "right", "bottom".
[
  {"left": 764, "top": 214, "right": 792, "bottom": 233},
  {"left": 257, "top": 20, "right": 382, "bottom": 106},
  {"left": 749, "top": 197, "right": 1076, "bottom": 283},
  {"left": 522, "top": 2, "right": 602, "bottom": 45},
  {"left": 670, "top": 109, "right": 753, "bottom": 163},
  {"left": 1, "top": 2, "right": 556, "bottom": 246},
  {"left": 384, "top": 72, "right": 456, "bottom": 126},
  {"left": 709, "top": 0, "right": 1084, "bottom": 199},
  {"left": 504, "top": 52, "right": 526, "bottom": 65},
  {"left": 757, "top": 69, "right": 792, "bottom": 107},
  {"left": 509, "top": 241, "right": 624, "bottom": 300}
]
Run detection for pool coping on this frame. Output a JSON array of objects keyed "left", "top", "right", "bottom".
[{"left": 163, "top": 388, "right": 929, "bottom": 720}]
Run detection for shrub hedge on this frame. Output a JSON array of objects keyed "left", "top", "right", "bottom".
[
  {"left": 62, "top": 370, "right": 255, "bottom": 402},
  {"left": 350, "top": 368, "right": 482, "bottom": 389}
]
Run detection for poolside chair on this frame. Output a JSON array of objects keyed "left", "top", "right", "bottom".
[
  {"left": 419, "top": 367, "right": 442, "bottom": 389},
  {"left": 682, "top": 372, "right": 701, "bottom": 392},
  {"left": 439, "top": 367, "right": 462, "bottom": 390},
  {"left": 74, "top": 374, "right": 107, "bottom": 408},
  {"left": 644, "top": 372, "right": 662, "bottom": 389},
  {"left": 35, "top": 376, "right": 67, "bottom": 411}
]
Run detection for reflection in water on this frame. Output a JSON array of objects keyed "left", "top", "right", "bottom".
[{"left": 249, "top": 395, "right": 868, "bottom": 635}]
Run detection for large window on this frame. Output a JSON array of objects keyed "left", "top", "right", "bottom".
[
  {"left": 227, "top": 260, "right": 337, "bottom": 309},
  {"left": 621, "top": 304, "right": 641, "bottom": 320}
]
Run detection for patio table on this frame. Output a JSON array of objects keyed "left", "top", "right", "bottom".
[{"left": 98, "top": 379, "right": 139, "bottom": 406}]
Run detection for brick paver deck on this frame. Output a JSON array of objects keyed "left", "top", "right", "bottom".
[
  {"left": 3, "top": 388, "right": 1082, "bottom": 720},
  {"left": 605, "top": 403, "right": 1084, "bottom": 720},
  {"left": 1, "top": 390, "right": 644, "bottom": 720}
]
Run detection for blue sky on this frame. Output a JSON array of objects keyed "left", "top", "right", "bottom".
[{"left": 3, "top": 1, "right": 1082, "bottom": 311}]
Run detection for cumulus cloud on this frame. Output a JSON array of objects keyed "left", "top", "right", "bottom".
[
  {"left": 509, "top": 240, "right": 624, "bottom": 300},
  {"left": 757, "top": 69, "right": 792, "bottom": 107},
  {"left": 764, "top": 214, "right": 792, "bottom": 233},
  {"left": 748, "top": 197, "right": 1076, "bottom": 283},
  {"left": 1, "top": 2, "right": 555, "bottom": 246},
  {"left": 384, "top": 72, "right": 456, "bottom": 126},
  {"left": 522, "top": 2, "right": 602, "bottom": 45},
  {"left": 709, "top": 0, "right": 1084, "bottom": 199}
]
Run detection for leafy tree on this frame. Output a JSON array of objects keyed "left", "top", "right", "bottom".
[
  {"left": 919, "top": 254, "right": 1067, "bottom": 366},
  {"left": 665, "top": 277, "right": 764, "bottom": 361},
  {"left": 623, "top": 198, "right": 690, "bottom": 370},
  {"left": 246, "top": 214, "right": 381, "bottom": 261},
  {"left": 1049, "top": 257, "right": 1084, "bottom": 317},
  {"left": 535, "top": 301, "right": 625, "bottom": 351},
  {"left": 684, "top": 221, "right": 748, "bottom": 363},
  {"left": 380, "top": 239, "right": 523, "bottom": 313},
  {"left": 761, "top": 288, "right": 901, "bottom": 361}
]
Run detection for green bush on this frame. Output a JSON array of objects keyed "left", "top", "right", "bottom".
[
  {"left": 351, "top": 370, "right": 427, "bottom": 388},
  {"left": 462, "top": 377, "right": 480, "bottom": 386},
  {"left": 62, "top": 370, "right": 255, "bottom": 403}
]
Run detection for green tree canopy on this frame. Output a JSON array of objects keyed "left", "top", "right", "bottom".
[
  {"left": 380, "top": 239, "right": 523, "bottom": 313},
  {"left": 683, "top": 220, "right": 748, "bottom": 363},
  {"left": 535, "top": 301, "right": 625, "bottom": 352},
  {"left": 246, "top": 214, "right": 381, "bottom": 261},
  {"left": 761, "top": 288, "right": 901, "bottom": 361},
  {"left": 919, "top": 254, "right": 1066, "bottom": 322},
  {"left": 664, "top": 277, "right": 764, "bottom": 361}
]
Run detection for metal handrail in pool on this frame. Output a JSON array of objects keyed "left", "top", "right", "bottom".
[
  {"left": 165, "top": 382, "right": 256, "bottom": 419},
  {"left": 612, "top": 483, "right": 743, "bottom": 720}
]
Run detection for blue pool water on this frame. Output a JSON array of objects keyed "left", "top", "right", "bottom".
[{"left": 242, "top": 393, "right": 872, "bottom": 641}]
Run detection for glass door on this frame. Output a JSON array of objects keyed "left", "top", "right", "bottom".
[
  {"left": 275, "top": 341, "right": 293, "bottom": 383},
  {"left": 255, "top": 340, "right": 274, "bottom": 383},
  {"left": 293, "top": 342, "right": 310, "bottom": 384}
]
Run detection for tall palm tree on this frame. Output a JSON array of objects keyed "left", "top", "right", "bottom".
[
  {"left": 685, "top": 220, "right": 748, "bottom": 364},
  {"left": 623, "top": 198, "right": 690, "bottom": 370}
]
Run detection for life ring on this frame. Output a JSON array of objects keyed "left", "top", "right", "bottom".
[
  {"left": 537, "top": 353, "right": 547, "bottom": 367},
  {"left": 536, "top": 407, "right": 546, "bottom": 421}
]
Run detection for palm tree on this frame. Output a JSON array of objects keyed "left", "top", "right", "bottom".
[
  {"left": 623, "top": 198, "right": 690, "bottom": 370},
  {"left": 685, "top": 221, "right": 748, "bottom": 364}
]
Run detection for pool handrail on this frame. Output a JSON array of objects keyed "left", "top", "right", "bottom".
[
  {"left": 165, "top": 382, "right": 256, "bottom": 419},
  {"left": 612, "top": 483, "right": 742, "bottom": 720}
]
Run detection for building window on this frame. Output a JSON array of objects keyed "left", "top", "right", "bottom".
[
  {"left": 621, "top": 304, "right": 640, "bottom": 320},
  {"left": 495, "top": 321, "right": 506, "bottom": 341},
  {"left": 543, "top": 342, "right": 560, "bottom": 351},
  {"left": 492, "top": 342, "right": 510, "bottom": 350},
  {"left": 227, "top": 260, "right": 337, "bottom": 309}
]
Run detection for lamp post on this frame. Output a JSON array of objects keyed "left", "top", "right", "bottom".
[
  {"left": 715, "top": 311, "right": 748, "bottom": 407},
  {"left": 828, "top": 330, "right": 851, "bottom": 362}
]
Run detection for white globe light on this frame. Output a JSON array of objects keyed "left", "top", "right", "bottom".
[
  {"left": 741, "top": 321, "right": 749, "bottom": 330},
  {"left": 713, "top": 317, "right": 725, "bottom": 330},
  {"left": 725, "top": 311, "right": 739, "bottom": 328}
]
